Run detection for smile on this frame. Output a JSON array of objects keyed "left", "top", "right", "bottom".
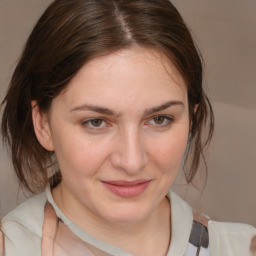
[{"left": 101, "top": 180, "right": 151, "bottom": 198}]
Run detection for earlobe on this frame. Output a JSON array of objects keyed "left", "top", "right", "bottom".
[{"left": 31, "top": 101, "right": 54, "bottom": 151}]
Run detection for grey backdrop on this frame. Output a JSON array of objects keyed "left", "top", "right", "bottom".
[{"left": 0, "top": 0, "right": 256, "bottom": 226}]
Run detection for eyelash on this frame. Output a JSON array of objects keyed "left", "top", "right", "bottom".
[{"left": 81, "top": 115, "right": 174, "bottom": 130}]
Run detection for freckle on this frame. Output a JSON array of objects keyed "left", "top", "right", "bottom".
[{"left": 250, "top": 235, "right": 256, "bottom": 255}]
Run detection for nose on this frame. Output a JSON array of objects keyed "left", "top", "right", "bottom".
[{"left": 110, "top": 128, "right": 148, "bottom": 175}]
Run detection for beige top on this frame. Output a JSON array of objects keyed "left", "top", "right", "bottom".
[{"left": 1, "top": 186, "right": 256, "bottom": 256}]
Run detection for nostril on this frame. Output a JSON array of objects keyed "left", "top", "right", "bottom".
[{"left": 250, "top": 235, "right": 256, "bottom": 255}]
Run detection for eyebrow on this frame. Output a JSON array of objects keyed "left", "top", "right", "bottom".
[
  {"left": 70, "top": 104, "right": 121, "bottom": 116},
  {"left": 144, "top": 101, "right": 184, "bottom": 115},
  {"left": 70, "top": 100, "right": 184, "bottom": 116}
]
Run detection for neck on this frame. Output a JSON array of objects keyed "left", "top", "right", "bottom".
[{"left": 52, "top": 183, "right": 171, "bottom": 256}]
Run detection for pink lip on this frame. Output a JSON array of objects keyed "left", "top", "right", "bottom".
[{"left": 102, "top": 179, "right": 151, "bottom": 197}]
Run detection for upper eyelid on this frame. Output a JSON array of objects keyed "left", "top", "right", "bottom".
[
  {"left": 147, "top": 114, "right": 174, "bottom": 121},
  {"left": 82, "top": 117, "right": 107, "bottom": 123}
]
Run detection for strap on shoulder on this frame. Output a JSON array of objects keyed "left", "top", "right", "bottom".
[
  {"left": 193, "top": 212, "right": 209, "bottom": 228},
  {"left": 184, "top": 212, "right": 210, "bottom": 256}
]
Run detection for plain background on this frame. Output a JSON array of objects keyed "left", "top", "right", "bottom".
[{"left": 0, "top": 0, "right": 255, "bottom": 226}]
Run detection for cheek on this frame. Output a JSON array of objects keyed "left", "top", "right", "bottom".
[
  {"left": 52, "top": 131, "right": 112, "bottom": 178},
  {"left": 150, "top": 132, "right": 189, "bottom": 172}
]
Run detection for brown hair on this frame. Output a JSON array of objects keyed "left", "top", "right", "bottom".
[{"left": 1, "top": 0, "right": 214, "bottom": 193}]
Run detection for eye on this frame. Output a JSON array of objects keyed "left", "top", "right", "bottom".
[
  {"left": 82, "top": 118, "right": 107, "bottom": 128},
  {"left": 90, "top": 119, "right": 104, "bottom": 127},
  {"left": 153, "top": 116, "right": 166, "bottom": 125},
  {"left": 146, "top": 115, "right": 173, "bottom": 127}
]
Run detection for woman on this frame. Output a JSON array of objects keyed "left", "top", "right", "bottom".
[{"left": 0, "top": 0, "right": 255, "bottom": 255}]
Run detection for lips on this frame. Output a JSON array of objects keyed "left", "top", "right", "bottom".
[{"left": 101, "top": 179, "right": 151, "bottom": 197}]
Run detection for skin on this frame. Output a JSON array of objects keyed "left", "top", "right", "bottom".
[{"left": 32, "top": 47, "right": 190, "bottom": 255}]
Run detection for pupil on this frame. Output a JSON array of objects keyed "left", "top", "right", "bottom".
[
  {"left": 91, "top": 119, "right": 102, "bottom": 127},
  {"left": 154, "top": 116, "right": 164, "bottom": 124}
]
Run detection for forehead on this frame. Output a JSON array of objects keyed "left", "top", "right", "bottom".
[{"left": 56, "top": 47, "right": 188, "bottom": 111}]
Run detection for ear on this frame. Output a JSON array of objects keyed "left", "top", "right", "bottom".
[
  {"left": 31, "top": 101, "right": 54, "bottom": 151},
  {"left": 189, "top": 103, "right": 199, "bottom": 130},
  {"left": 194, "top": 104, "right": 199, "bottom": 114}
]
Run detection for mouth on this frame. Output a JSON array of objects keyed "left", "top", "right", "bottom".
[{"left": 101, "top": 179, "right": 151, "bottom": 198}]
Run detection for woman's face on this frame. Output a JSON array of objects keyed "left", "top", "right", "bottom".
[{"left": 36, "top": 48, "right": 190, "bottom": 224}]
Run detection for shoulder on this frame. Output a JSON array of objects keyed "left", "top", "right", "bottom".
[
  {"left": 1, "top": 191, "right": 47, "bottom": 236},
  {"left": 169, "top": 190, "right": 256, "bottom": 255},
  {"left": 208, "top": 220, "right": 256, "bottom": 255},
  {"left": 0, "top": 191, "right": 47, "bottom": 256}
]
